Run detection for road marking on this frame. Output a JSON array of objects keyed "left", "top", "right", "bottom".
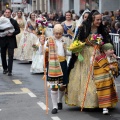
[
  {"left": 12, "top": 80, "right": 22, "bottom": 84},
  {"left": 51, "top": 117, "right": 61, "bottom": 120},
  {"left": 0, "top": 91, "right": 26, "bottom": 95},
  {"left": 0, "top": 109, "right": 2, "bottom": 111},
  {"left": 21, "top": 88, "right": 37, "bottom": 97},
  {"left": 21, "top": 88, "right": 31, "bottom": 93},
  {"left": 37, "top": 101, "right": 50, "bottom": 110},
  {"left": 28, "top": 92, "right": 37, "bottom": 97}
]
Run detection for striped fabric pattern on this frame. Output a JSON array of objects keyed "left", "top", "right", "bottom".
[
  {"left": 48, "top": 37, "right": 63, "bottom": 80},
  {"left": 94, "top": 54, "right": 118, "bottom": 108},
  {"left": 95, "top": 79, "right": 118, "bottom": 108}
]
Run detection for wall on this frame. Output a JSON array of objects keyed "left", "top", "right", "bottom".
[{"left": 99, "top": 0, "right": 120, "bottom": 13}]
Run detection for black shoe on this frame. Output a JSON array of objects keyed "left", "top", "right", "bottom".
[
  {"left": 58, "top": 103, "right": 62, "bottom": 110},
  {"left": 8, "top": 72, "right": 12, "bottom": 76},
  {"left": 51, "top": 108, "right": 58, "bottom": 114},
  {"left": 3, "top": 70, "right": 8, "bottom": 74}
]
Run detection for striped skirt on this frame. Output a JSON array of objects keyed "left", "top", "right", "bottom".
[{"left": 95, "top": 79, "right": 118, "bottom": 108}]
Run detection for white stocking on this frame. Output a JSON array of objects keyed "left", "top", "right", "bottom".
[
  {"left": 58, "top": 90, "right": 64, "bottom": 103},
  {"left": 51, "top": 90, "right": 58, "bottom": 109}
]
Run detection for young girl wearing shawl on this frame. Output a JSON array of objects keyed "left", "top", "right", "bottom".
[
  {"left": 94, "top": 43, "right": 118, "bottom": 114},
  {"left": 45, "top": 24, "right": 69, "bottom": 114}
]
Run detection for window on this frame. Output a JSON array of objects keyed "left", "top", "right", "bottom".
[{"left": 80, "top": 0, "right": 99, "bottom": 10}]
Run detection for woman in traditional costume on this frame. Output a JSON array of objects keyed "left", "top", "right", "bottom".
[
  {"left": 45, "top": 24, "right": 70, "bottom": 114},
  {"left": 66, "top": 10, "right": 113, "bottom": 108},
  {"left": 61, "top": 11, "right": 76, "bottom": 64},
  {"left": 94, "top": 43, "right": 118, "bottom": 114},
  {"left": 14, "top": 10, "right": 26, "bottom": 59},
  {"left": 16, "top": 12, "right": 38, "bottom": 61}
]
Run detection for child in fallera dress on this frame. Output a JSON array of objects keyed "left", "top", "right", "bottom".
[
  {"left": 30, "top": 35, "right": 45, "bottom": 73},
  {"left": 94, "top": 43, "right": 119, "bottom": 115},
  {"left": 45, "top": 24, "right": 69, "bottom": 114}
]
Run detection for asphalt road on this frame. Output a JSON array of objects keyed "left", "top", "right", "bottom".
[{"left": 0, "top": 60, "right": 120, "bottom": 120}]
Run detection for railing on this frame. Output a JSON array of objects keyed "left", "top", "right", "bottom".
[{"left": 109, "top": 33, "right": 120, "bottom": 59}]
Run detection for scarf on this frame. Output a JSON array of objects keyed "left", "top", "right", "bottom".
[{"left": 48, "top": 37, "right": 63, "bottom": 81}]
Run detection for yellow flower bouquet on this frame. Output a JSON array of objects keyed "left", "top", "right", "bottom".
[{"left": 68, "top": 40, "right": 85, "bottom": 61}]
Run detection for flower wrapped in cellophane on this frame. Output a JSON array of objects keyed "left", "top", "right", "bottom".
[
  {"left": 90, "top": 34, "right": 103, "bottom": 45},
  {"left": 36, "top": 16, "right": 48, "bottom": 35},
  {"left": 68, "top": 40, "right": 85, "bottom": 61}
]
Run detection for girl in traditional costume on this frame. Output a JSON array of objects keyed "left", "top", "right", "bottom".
[
  {"left": 94, "top": 43, "right": 118, "bottom": 114},
  {"left": 14, "top": 10, "right": 26, "bottom": 59},
  {"left": 61, "top": 11, "right": 76, "bottom": 64},
  {"left": 30, "top": 35, "right": 45, "bottom": 73},
  {"left": 45, "top": 24, "right": 69, "bottom": 114},
  {"left": 16, "top": 12, "right": 38, "bottom": 61},
  {"left": 66, "top": 10, "right": 114, "bottom": 108}
]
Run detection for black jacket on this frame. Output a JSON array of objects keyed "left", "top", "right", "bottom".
[{"left": 0, "top": 18, "right": 20, "bottom": 48}]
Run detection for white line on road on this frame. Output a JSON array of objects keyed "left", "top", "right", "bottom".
[
  {"left": 37, "top": 101, "right": 50, "bottom": 110},
  {"left": 0, "top": 109, "right": 2, "bottom": 111},
  {"left": 12, "top": 79, "right": 22, "bottom": 84},
  {"left": 28, "top": 92, "right": 37, "bottom": 97},
  {"left": 0, "top": 91, "right": 26, "bottom": 95},
  {"left": 51, "top": 117, "right": 61, "bottom": 120},
  {"left": 21, "top": 88, "right": 37, "bottom": 97}
]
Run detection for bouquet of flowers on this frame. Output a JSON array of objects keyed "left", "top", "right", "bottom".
[
  {"left": 36, "top": 16, "right": 48, "bottom": 35},
  {"left": 68, "top": 40, "right": 85, "bottom": 61},
  {"left": 32, "top": 44, "right": 39, "bottom": 51},
  {"left": 90, "top": 34, "right": 103, "bottom": 45}
]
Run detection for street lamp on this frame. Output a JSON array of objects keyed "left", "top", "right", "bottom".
[{"left": 5, "top": 2, "right": 9, "bottom": 8}]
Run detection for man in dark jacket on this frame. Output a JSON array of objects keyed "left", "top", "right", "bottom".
[{"left": 0, "top": 8, "right": 20, "bottom": 76}]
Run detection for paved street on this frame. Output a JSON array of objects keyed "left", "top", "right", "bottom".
[{"left": 0, "top": 60, "right": 120, "bottom": 120}]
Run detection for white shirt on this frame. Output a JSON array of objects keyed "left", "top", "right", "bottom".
[{"left": 55, "top": 38, "right": 65, "bottom": 56}]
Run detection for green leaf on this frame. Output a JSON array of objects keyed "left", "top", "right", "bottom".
[{"left": 78, "top": 53, "right": 84, "bottom": 62}]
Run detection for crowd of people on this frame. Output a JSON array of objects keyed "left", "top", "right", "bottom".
[{"left": 0, "top": 8, "right": 120, "bottom": 115}]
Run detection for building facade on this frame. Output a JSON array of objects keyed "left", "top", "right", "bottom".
[
  {"left": 47, "top": 0, "right": 99, "bottom": 15},
  {"left": 47, "top": 0, "right": 120, "bottom": 15},
  {"left": 32, "top": 0, "right": 47, "bottom": 12},
  {"left": 1, "top": 0, "right": 119, "bottom": 14},
  {"left": 0, "top": 0, "right": 11, "bottom": 11}
]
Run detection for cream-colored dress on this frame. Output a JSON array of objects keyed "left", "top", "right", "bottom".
[
  {"left": 66, "top": 46, "right": 99, "bottom": 108},
  {"left": 16, "top": 20, "right": 38, "bottom": 61},
  {"left": 66, "top": 35, "right": 100, "bottom": 108},
  {"left": 14, "top": 19, "right": 26, "bottom": 58}
]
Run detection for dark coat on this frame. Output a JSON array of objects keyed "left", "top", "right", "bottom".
[{"left": 0, "top": 18, "right": 20, "bottom": 48}]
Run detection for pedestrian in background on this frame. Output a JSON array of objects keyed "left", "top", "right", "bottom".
[{"left": 0, "top": 8, "right": 20, "bottom": 76}]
